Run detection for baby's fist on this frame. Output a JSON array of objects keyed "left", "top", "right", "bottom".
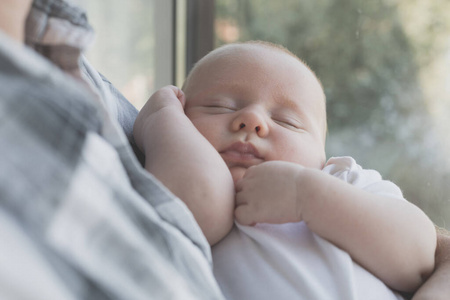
[{"left": 234, "top": 161, "right": 304, "bottom": 226}]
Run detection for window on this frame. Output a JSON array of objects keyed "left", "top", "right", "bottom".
[
  {"left": 214, "top": 0, "right": 450, "bottom": 229},
  {"left": 78, "top": 0, "right": 173, "bottom": 109}
]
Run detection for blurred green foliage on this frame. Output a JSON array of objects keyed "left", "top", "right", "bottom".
[{"left": 216, "top": 0, "right": 450, "bottom": 229}]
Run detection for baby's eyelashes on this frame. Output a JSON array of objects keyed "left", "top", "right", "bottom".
[
  {"left": 203, "top": 103, "right": 238, "bottom": 114},
  {"left": 272, "top": 118, "right": 305, "bottom": 132}
]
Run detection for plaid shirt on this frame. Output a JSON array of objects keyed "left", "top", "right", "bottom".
[{"left": 0, "top": 0, "right": 223, "bottom": 299}]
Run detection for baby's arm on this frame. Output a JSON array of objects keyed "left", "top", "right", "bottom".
[
  {"left": 235, "top": 161, "right": 436, "bottom": 292},
  {"left": 134, "top": 86, "right": 234, "bottom": 245}
]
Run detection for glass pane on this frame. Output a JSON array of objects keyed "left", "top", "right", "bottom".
[
  {"left": 215, "top": 0, "right": 450, "bottom": 229},
  {"left": 78, "top": 0, "right": 155, "bottom": 109}
]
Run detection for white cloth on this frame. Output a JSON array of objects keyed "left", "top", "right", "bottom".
[{"left": 212, "top": 156, "right": 405, "bottom": 300}]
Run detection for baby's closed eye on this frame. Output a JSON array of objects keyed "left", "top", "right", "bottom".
[
  {"left": 272, "top": 116, "right": 305, "bottom": 132},
  {"left": 201, "top": 97, "right": 238, "bottom": 114},
  {"left": 203, "top": 104, "right": 237, "bottom": 114}
]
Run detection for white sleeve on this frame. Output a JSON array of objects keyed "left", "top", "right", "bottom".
[{"left": 322, "top": 156, "right": 405, "bottom": 200}]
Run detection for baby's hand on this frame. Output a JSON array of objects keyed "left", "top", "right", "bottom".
[
  {"left": 141, "top": 85, "right": 186, "bottom": 115},
  {"left": 235, "top": 161, "right": 304, "bottom": 226},
  {"left": 134, "top": 85, "right": 186, "bottom": 152}
]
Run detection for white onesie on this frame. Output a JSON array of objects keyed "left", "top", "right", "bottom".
[{"left": 212, "top": 156, "right": 405, "bottom": 300}]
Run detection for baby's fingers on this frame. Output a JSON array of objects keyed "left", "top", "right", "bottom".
[
  {"left": 235, "top": 190, "right": 258, "bottom": 226},
  {"left": 235, "top": 178, "right": 244, "bottom": 193},
  {"left": 234, "top": 203, "right": 256, "bottom": 226},
  {"left": 166, "top": 85, "right": 186, "bottom": 107}
]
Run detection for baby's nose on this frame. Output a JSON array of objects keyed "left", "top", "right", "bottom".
[
  {"left": 239, "top": 122, "right": 261, "bottom": 132},
  {"left": 232, "top": 108, "right": 268, "bottom": 136}
]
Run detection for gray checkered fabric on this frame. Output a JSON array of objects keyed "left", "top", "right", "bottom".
[{"left": 0, "top": 0, "right": 224, "bottom": 299}]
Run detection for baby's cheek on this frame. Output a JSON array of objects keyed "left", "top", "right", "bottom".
[{"left": 191, "top": 121, "right": 217, "bottom": 143}]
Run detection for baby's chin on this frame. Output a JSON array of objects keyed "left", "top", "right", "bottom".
[{"left": 230, "top": 167, "right": 247, "bottom": 185}]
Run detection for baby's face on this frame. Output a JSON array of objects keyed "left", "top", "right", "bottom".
[{"left": 184, "top": 44, "right": 327, "bottom": 183}]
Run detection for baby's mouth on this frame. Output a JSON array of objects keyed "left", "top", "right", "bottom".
[{"left": 220, "top": 142, "right": 264, "bottom": 168}]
